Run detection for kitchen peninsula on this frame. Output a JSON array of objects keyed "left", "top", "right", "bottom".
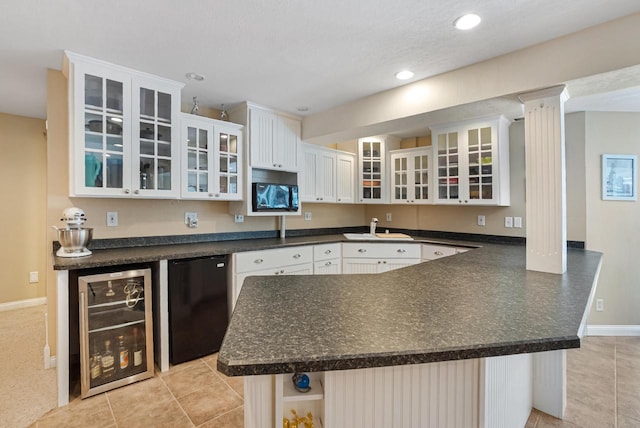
[{"left": 217, "top": 243, "right": 602, "bottom": 428}]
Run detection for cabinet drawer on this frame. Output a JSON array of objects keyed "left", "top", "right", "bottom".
[
  {"left": 235, "top": 246, "right": 313, "bottom": 273},
  {"left": 314, "top": 258, "right": 341, "bottom": 274},
  {"left": 313, "top": 243, "right": 342, "bottom": 261},
  {"left": 342, "top": 243, "right": 421, "bottom": 259},
  {"left": 421, "top": 244, "right": 457, "bottom": 260}
]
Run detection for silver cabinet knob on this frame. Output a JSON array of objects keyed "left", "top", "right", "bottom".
[
  {"left": 325, "top": 261, "right": 332, "bottom": 266},
  {"left": 254, "top": 258, "right": 264, "bottom": 264},
  {"left": 324, "top": 249, "right": 332, "bottom": 254},
  {"left": 397, "top": 249, "right": 406, "bottom": 253},
  {"left": 377, "top": 261, "right": 381, "bottom": 264},
  {"left": 124, "top": 189, "right": 131, "bottom": 194},
  {"left": 358, "top": 248, "right": 366, "bottom": 253},
  {"left": 434, "top": 251, "right": 443, "bottom": 256},
  {"left": 293, "top": 254, "right": 301, "bottom": 259},
  {"left": 134, "top": 189, "right": 140, "bottom": 194},
  {"left": 280, "top": 269, "right": 285, "bottom": 273},
  {"left": 338, "top": 198, "right": 341, "bottom": 201},
  {"left": 209, "top": 193, "right": 214, "bottom": 197},
  {"left": 215, "top": 193, "right": 220, "bottom": 197},
  {"left": 383, "top": 261, "right": 387, "bottom": 264}
]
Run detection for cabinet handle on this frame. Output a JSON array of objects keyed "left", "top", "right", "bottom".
[
  {"left": 209, "top": 193, "right": 214, "bottom": 197},
  {"left": 383, "top": 261, "right": 387, "bottom": 264},
  {"left": 280, "top": 269, "right": 285, "bottom": 274},
  {"left": 459, "top": 200, "right": 463, "bottom": 204},
  {"left": 358, "top": 249, "right": 366, "bottom": 253},
  {"left": 434, "top": 251, "right": 444, "bottom": 256},
  {"left": 215, "top": 194, "right": 220, "bottom": 197},
  {"left": 397, "top": 249, "right": 406, "bottom": 253},
  {"left": 325, "top": 261, "right": 332, "bottom": 266},
  {"left": 134, "top": 189, "right": 140, "bottom": 194},
  {"left": 273, "top": 163, "right": 278, "bottom": 167},
  {"left": 324, "top": 249, "right": 332, "bottom": 254},
  {"left": 124, "top": 189, "right": 131, "bottom": 194},
  {"left": 79, "top": 291, "right": 88, "bottom": 388},
  {"left": 254, "top": 258, "right": 264, "bottom": 264},
  {"left": 338, "top": 198, "right": 341, "bottom": 201},
  {"left": 377, "top": 261, "right": 381, "bottom": 264},
  {"left": 464, "top": 200, "right": 468, "bottom": 203},
  {"left": 293, "top": 254, "right": 301, "bottom": 259},
  {"left": 279, "top": 164, "right": 283, "bottom": 168}
]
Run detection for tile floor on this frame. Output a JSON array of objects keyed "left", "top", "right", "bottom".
[{"left": 31, "top": 337, "right": 640, "bottom": 428}]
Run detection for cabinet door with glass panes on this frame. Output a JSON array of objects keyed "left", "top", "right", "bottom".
[
  {"left": 390, "top": 147, "right": 432, "bottom": 204},
  {"left": 78, "top": 269, "right": 154, "bottom": 398},
  {"left": 69, "top": 59, "right": 133, "bottom": 197},
  {"left": 432, "top": 115, "right": 510, "bottom": 206},
  {"left": 131, "top": 77, "right": 181, "bottom": 198},
  {"left": 358, "top": 138, "right": 386, "bottom": 203},
  {"left": 213, "top": 121, "right": 243, "bottom": 200},
  {"left": 181, "top": 114, "right": 243, "bottom": 200}
]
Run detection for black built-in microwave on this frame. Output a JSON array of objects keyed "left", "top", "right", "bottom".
[{"left": 252, "top": 183, "right": 299, "bottom": 212}]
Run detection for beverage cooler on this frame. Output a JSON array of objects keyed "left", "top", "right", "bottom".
[{"left": 78, "top": 268, "right": 154, "bottom": 398}]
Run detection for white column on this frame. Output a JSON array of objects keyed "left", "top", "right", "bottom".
[
  {"left": 519, "top": 85, "right": 569, "bottom": 274},
  {"left": 519, "top": 85, "right": 569, "bottom": 419},
  {"left": 56, "top": 270, "right": 69, "bottom": 407}
]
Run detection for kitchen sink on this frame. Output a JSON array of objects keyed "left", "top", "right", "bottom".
[
  {"left": 343, "top": 233, "right": 379, "bottom": 240},
  {"left": 343, "top": 233, "right": 414, "bottom": 240}
]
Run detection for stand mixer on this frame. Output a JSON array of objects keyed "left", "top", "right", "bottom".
[{"left": 53, "top": 207, "right": 93, "bottom": 257}]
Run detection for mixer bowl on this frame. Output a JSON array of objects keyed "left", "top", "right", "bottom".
[{"left": 57, "top": 228, "right": 93, "bottom": 253}]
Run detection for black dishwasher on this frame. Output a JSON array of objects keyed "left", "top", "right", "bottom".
[{"left": 168, "top": 255, "right": 229, "bottom": 364}]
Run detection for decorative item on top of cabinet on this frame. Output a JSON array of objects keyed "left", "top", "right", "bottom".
[
  {"left": 229, "top": 101, "right": 301, "bottom": 172},
  {"left": 357, "top": 135, "right": 401, "bottom": 204},
  {"left": 389, "top": 146, "right": 432, "bottom": 204},
  {"left": 431, "top": 115, "right": 511, "bottom": 206},
  {"left": 64, "top": 51, "right": 183, "bottom": 198},
  {"left": 180, "top": 113, "right": 243, "bottom": 200}
]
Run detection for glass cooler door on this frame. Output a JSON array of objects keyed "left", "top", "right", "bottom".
[{"left": 78, "top": 268, "right": 153, "bottom": 398}]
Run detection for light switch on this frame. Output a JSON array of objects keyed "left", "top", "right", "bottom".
[
  {"left": 504, "top": 216, "right": 513, "bottom": 228},
  {"left": 514, "top": 217, "right": 523, "bottom": 228}
]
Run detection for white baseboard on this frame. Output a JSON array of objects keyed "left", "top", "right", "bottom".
[
  {"left": 587, "top": 325, "right": 640, "bottom": 336},
  {"left": 0, "top": 297, "right": 46, "bottom": 312}
]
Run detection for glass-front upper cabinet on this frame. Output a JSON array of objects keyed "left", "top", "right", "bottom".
[
  {"left": 431, "top": 115, "right": 511, "bottom": 206},
  {"left": 64, "top": 51, "right": 183, "bottom": 198},
  {"left": 390, "top": 147, "right": 432, "bottom": 204},
  {"left": 358, "top": 138, "right": 385, "bottom": 203},
  {"left": 180, "top": 114, "right": 243, "bottom": 200}
]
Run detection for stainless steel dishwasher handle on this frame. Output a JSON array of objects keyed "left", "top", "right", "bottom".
[{"left": 79, "top": 291, "right": 88, "bottom": 388}]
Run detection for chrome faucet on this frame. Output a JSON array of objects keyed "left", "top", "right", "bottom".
[{"left": 370, "top": 217, "right": 378, "bottom": 235}]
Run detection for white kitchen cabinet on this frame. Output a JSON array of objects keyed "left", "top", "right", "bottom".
[
  {"left": 301, "top": 144, "right": 336, "bottom": 203},
  {"left": 231, "top": 102, "right": 301, "bottom": 172},
  {"left": 431, "top": 115, "right": 511, "bottom": 206},
  {"left": 389, "top": 146, "right": 432, "bottom": 204},
  {"left": 357, "top": 135, "right": 400, "bottom": 203},
  {"left": 313, "top": 243, "right": 342, "bottom": 274},
  {"left": 342, "top": 242, "right": 421, "bottom": 274},
  {"left": 64, "top": 51, "right": 183, "bottom": 198},
  {"left": 180, "top": 113, "right": 243, "bottom": 200},
  {"left": 232, "top": 246, "right": 313, "bottom": 309},
  {"left": 421, "top": 243, "right": 457, "bottom": 261},
  {"left": 336, "top": 152, "right": 356, "bottom": 203}
]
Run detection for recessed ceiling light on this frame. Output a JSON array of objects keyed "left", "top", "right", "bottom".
[
  {"left": 185, "top": 72, "right": 205, "bottom": 81},
  {"left": 395, "top": 70, "right": 415, "bottom": 80},
  {"left": 454, "top": 13, "right": 481, "bottom": 30},
  {"left": 297, "top": 106, "right": 309, "bottom": 112}
]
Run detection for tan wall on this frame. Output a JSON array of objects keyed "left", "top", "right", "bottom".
[
  {"left": 585, "top": 112, "right": 640, "bottom": 325},
  {"left": 565, "top": 113, "right": 587, "bottom": 241},
  {"left": 0, "top": 113, "right": 47, "bottom": 304}
]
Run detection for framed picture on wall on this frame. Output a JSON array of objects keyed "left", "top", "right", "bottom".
[{"left": 602, "top": 154, "right": 637, "bottom": 201}]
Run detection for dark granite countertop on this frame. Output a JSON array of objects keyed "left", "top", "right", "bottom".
[
  {"left": 217, "top": 244, "right": 602, "bottom": 376},
  {"left": 52, "top": 232, "right": 477, "bottom": 270}
]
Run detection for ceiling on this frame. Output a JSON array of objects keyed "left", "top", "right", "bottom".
[{"left": 1, "top": 0, "right": 640, "bottom": 122}]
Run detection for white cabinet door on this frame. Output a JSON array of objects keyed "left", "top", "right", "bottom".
[
  {"left": 247, "top": 106, "right": 300, "bottom": 172},
  {"left": 421, "top": 244, "right": 457, "bottom": 261},
  {"left": 314, "top": 243, "right": 341, "bottom": 261},
  {"left": 181, "top": 115, "right": 243, "bottom": 200},
  {"left": 342, "top": 258, "right": 383, "bottom": 274},
  {"left": 379, "top": 259, "right": 421, "bottom": 272},
  {"left": 432, "top": 115, "right": 510, "bottom": 206},
  {"left": 314, "top": 258, "right": 341, "bottom": 274},
  {"left": 336, "top": 152, "right": 356, "bottom": 203},
  {"left": 390, "top": 147, "right": 432, "bottom": 204},
  {"left": 301, "top": 144, "right": 337, "bottom": 202},
  {"left": 358, "top": 138, "right": 386, "bottom": 203},
  {"left": 66, "top": 52, "right": 183, "bottom": 199}
]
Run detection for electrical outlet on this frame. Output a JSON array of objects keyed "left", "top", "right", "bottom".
[
  {"left": 514, "top": 217, "right": 523, "bottom": 228},
  {"left": 477, "top": 215, "right": 485, "bottom": 226},
  {"left": 504, "top": 216, "right": 513, "bottom": 228},
  {"left": 304, "top": 212, "right": 312, "bottom": 221},
  {"left": 106, "top": 211, "right": 118, "bottom": 227},
  {"left": 596, "top": 298, "right": 604, "bottom": 312},
  {"left": 29, "top": 271, "right": 39, "bottom": 283},
  {"left": 386, "top": 213, "right": 392, "bottom": 222},
  {"left": 185, "top": 212, "right": 198, "bottom": 228},
  {"left": 234, "top": 214, "right": 244, "bottom": 223}
]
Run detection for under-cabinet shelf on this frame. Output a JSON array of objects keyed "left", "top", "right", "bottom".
[{"left": 283, "top": 377, "right": 324, "bottom": 402}]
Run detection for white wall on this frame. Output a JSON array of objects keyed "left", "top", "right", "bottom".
[{"left": 585, "top": 112, "right": 640, "bottom": 325}]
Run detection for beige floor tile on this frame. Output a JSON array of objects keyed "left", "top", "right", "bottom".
[
  {"left": 110, "top": 396, "right": 193, "bottom": 428},
  {"left": 525, "top": 408, "right": 542, "bottom": 427},
  {"left": 162, "top": 357, "right": 209, "bottom": 377},
  {"left": 618, "top": 414, "right": 640, "bottom": 428},
  {"left": 35, "top": 394, "right": 115, "bottom": 428},
  {"left": 197, "top": 405, "right": 244, "bottom": 428},
  {"left": 535, "top": 412, "right": 581, "bottom": 428},
  {"left": 163, "top": 360, "right": 223, "bottom": 399},
  {"left": 178, "top": 381, "right": 244, "bottom": 426},
  {"left": 618, "top": 388, "right": 640, "bottom": 421}
]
